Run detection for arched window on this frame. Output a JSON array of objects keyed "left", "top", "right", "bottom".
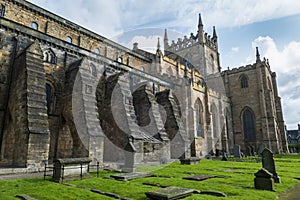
[
  {"left": 90, "top": 64, "right": 97, "bottom": 76},
  {"left": 46, "top": 83, "right": 52, "bottom": 114},
  {"left": 210, "top": 54, "right": 215, "bottom": 72},
  {"left": 30, "top": 22, "right": 38, "bottom": 30},
  {"left": 66, "top": 36, "right": 72, "bottom": 43},
  {"left": 242, "top": 108, "right": 256, "bottom": 141},
  {"left": 211, "top": 104, "right": 219, "bottom": 138},
  {"left": 140, "top": 67, "right": 145, "bottom": 71},
  {"left": 195, "top": 99, "right": 204, "bottom": 137},
  {"left": 240, "top": 75, "right": 248, "bottom": 88},
  {"left": 43, "top": 49, "right": 56, "bottom": 64},
  {"left": 94, "top": 48, "right": 100, "bottom": 54}
]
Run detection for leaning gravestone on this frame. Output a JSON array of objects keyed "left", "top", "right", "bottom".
[
  {"left": 254, "top": 168, "right": 274, "bottom": 191},
  {"left": 261, "top": 148, "right": 280, "bottom": 183},
  {"left": 234, "top": 144, "right": 241, "bottom": 158}
]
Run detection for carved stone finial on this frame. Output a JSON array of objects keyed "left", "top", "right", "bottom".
[{"left": 256, "top": 47, "right": 261, "bottom": 63}]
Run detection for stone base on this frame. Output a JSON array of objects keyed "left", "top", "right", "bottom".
[
  {"left": 254, "top": 177, "right": 275, "bottom": 191},
  {"left": 273, "top": 176, "right": 281, "bottom": 183},
  {"left": 121, "top": 166, "right": 136, "bottom": 173},
  {"left": 180, "top": 157, "right": 200, "bottom": 165}
]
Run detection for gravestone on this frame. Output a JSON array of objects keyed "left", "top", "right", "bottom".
[
  {"left": 254, "top": 168, "right": 274, "bottom": 191},
  {"left": 261, "top": 148, "right": 280, "bottom": 183},
  {"left": 234, "top": 145, "right": 241, "bottom": 158},
  {"left": 110, "top": 172, "right": 152, "bottom": 181},
  {"left": 145, "top": 186, "right": 195, "bottom": 200},
  {"left": 257, "top": 143, "right": 265, "bottom": 156},
  {"left": 52, "top": 157, "right": 92, "bottom": 183},
  {"left": 247, "top": 146, "right": 252, "bottom": 156},
  {"left": 180, "top": 157, "right": 200, "bottom": 165}
]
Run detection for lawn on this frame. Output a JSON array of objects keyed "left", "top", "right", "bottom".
[{"left": 0, "top": 154, "right": 299, "bottom": 200}]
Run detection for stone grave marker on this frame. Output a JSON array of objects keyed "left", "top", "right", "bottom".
[
  {"left": 183, "top": 174, "right": 229, "bottom": 181},
  {"left": 254, "top": 168, "right": 274, "bottom": 191},
  {"left": 234, "top": 144, "right": 241, "bottom": 158},
  {"left": 258, "top": 143, "right": 265, "bottom": 156},
  {"left": 145, "top": 186, "right": 195, "bottom": 200},
  {"left": 261, "top": 148, "right": 280, "bottom": 183},
  {"left": 110, "top": 172, "right": 152, "bottom": 181}
]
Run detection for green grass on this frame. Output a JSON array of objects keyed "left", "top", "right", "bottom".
[{"left": 0, "top": 154, "right": 299, "bottom": 199}]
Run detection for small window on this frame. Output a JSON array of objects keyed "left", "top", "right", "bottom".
[
  {"left": 240, "top": 76, "right": 248, "bottom": 88},
  {"left": 117, "top": 57, "right": 122, "bottom": 63},
  {"left": 30, "top": 22, "right": 38, "bottom": 30},
  {"left": 140, "top": 67, "right": 145, "bottom": 71},
  {"left": 94, "top": 48, "right": 100, "bottom": 54},
  {"left": 0, "top": 4, "right": 6, "bottom": 17},
  {"left": 66, "top": 36, "right": 72, "bottom": 43}
]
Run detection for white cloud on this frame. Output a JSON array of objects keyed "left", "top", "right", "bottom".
[
  {"left": 249, "top": 36, "right": 300, "bottom": 129},
  {"left": 27, "top": 0, "right": 300, "bottom": 37},
  {"left": 121, "top": 35, "right": 162, "bottom": 53}
]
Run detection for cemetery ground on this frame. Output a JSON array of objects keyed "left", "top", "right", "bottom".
[{"left": 0, "top": 154, "right": 300, "bottom": 200}]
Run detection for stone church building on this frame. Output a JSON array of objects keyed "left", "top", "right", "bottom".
[{"left": 0, "top": 0, "right": 288, "bottom": 171}]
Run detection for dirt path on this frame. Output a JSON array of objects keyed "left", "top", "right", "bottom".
[
  {"left": 277, "top": 184, "right": 300, "bottom": 200},
  {"left": 0, "top": 172, "right": 44, "bottom": 180}
]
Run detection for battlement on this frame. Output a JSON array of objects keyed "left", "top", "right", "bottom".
[{"left": 164, "top": 30, "right": 217, "bottom": 53}]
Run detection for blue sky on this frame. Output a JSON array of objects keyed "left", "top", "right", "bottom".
[{"left": 27, "top": 0, "right": 300, "bottom": 129}]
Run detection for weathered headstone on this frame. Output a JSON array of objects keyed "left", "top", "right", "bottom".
[
  {"left": 110, "top": 172, "right": 152, "bottom": 181},
  {"left": 52, "top": 157, "right": 92, "bottom": 183},
  {"left": 261, "top": 148, "right": 280, "bottom": 183},
  {"left": 234, "top": 144, "right": 241, "bottom": 158},
  {"left": 180, "top": 157, "right": 200, "bottom": 165},
  {"left": 254, "top": 168, "right": 274, "bottom": 191},
  {"left": 258, "top": 143, "right": 265, "bottom": 156},
  {"left": 145, "top": 186, "right": 195, "bottom": 200},
  {"left": 221, "top": 151, "right": 228, "bottom": 161},
  {"left": 247, "top": 146, "right": 252, "bottom": 156}
]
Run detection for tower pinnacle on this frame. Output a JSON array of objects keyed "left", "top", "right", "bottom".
[
  {"left": 198, "top": 13, "right": 204, "bottom": 44},
  {"left": 163, "top": 29, "right": 169, "bottom": 50},
  {"left": 256, "top": 47, "right": 261, "bottom": 62},
  {"left": 212, "top": 26, "right": 217, "bottom": 39},
  {"left": 198, "top": 13, "right": 203, "bottom": 28}
]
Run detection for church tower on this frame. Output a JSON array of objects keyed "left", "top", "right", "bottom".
[
  {"left": 222, "top": 48, "right": 289, "bottom": 155},
  {"left": 163, "top": 14, "right": 220, "bottom": 78}
]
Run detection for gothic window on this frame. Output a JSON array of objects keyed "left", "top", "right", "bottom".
[
  {"left": 43, "top": 49, "right": 56, "bottom": 64},
  {"left": 46, "top": 83, "right": 52, "bottom": 114},
  {"left": 240, "top": 75, "right": 248, "bottom": 88},
  {"left": 30, "top": 22, "right": 38, "bottom": 30},
  {"left": 140, "top": 67, "right": 145, "bottom": 71},
  {"left": 66, "top": 36, "right": 72, "bottom": 43},
  {"left": 1, "top": 4, "right": 6, "bottom": 17},
  {"left": 210, "top": 54, "right": 214, "bottom": 72},
  {"left": 195, "top": 99, "right": 204, "bottom": 137},
  {"left": 212, "top": 104, "right": 219, "bottom": 138},
  {"left": 242, "top": 108, "right": 256, "bottom": 141},
  {"left": 90, "top": 64, "right": 97, "bottom": 76}
]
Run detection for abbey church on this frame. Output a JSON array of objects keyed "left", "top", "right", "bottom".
[{"left": 0, "top": 0, "right": 288, "bottom": 171}]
